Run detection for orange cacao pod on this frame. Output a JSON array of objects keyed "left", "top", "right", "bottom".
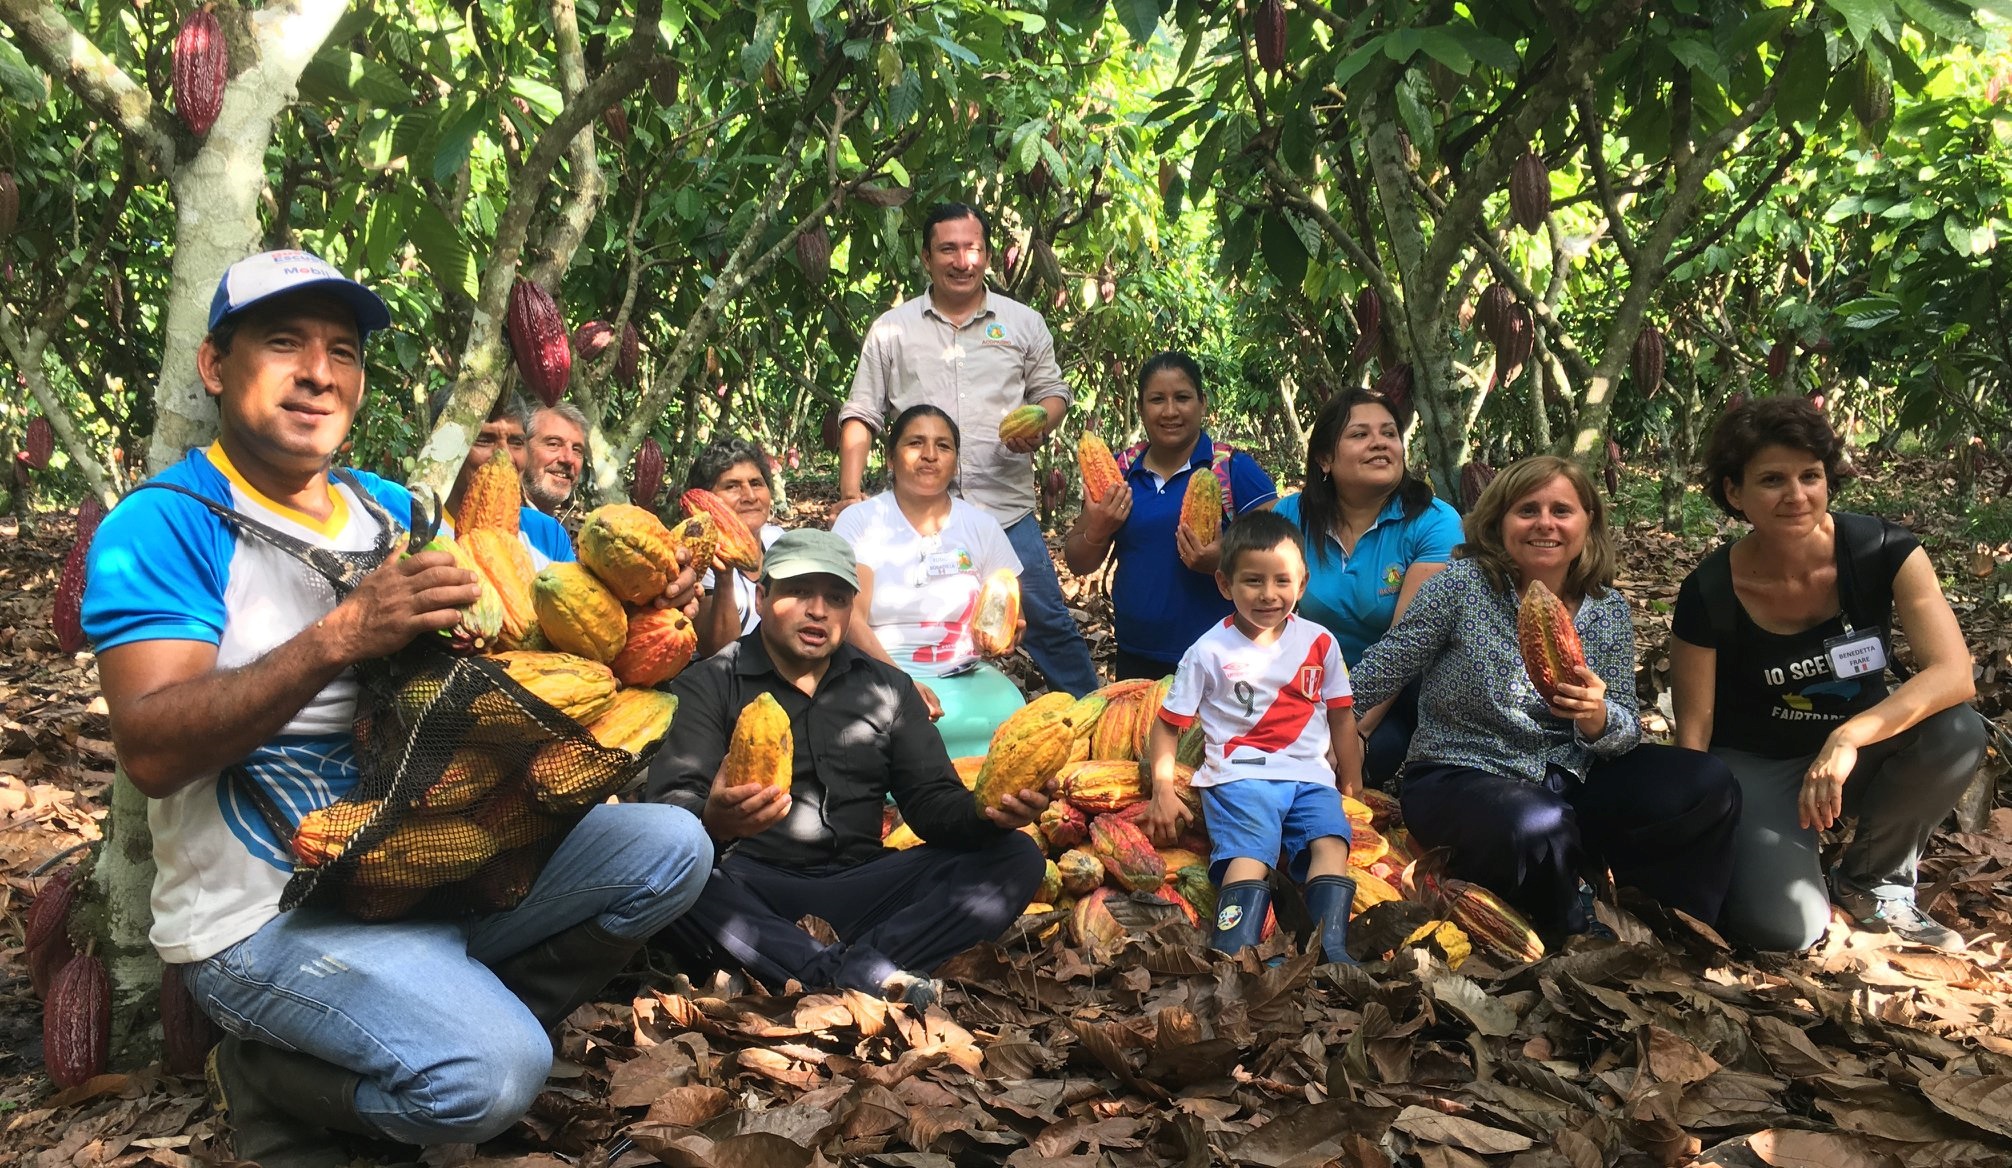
[
  {"left": 1089, "top": 813, "right": 1164, "bottom": 893},
  {"left": 724, "top": 692, "right": 792, "bottom": 793},
  {"left": 1179, "top": 470, "right": 1222, "bottom": 547},
  {"left": 44, "top": 953, "right": 110, "bottom": 1087},
  {"left": 1632, "top": 324, "right": 1665, "bottom": 395},
  {"left": 1077, "top": 433, "right": 1123, "bottom": 505},
  {"left": 492, "top": 651, "right": 620, "bottom": 723},
  {"left": 1443, "top": 879, "right": 1544, "bottom": 964},
  {"left": 579, "top": 503, "right": 682, "bottom": 605},
  {"left": 415, "top": 748, "right": 508, "bottom": 813},
  {"left": 952, "top": 756, "right": 984, "bottom": 790},
  {"left": 173, "top": 10, "right": 226, "bottom": 137},
  {"left": 22, "top": 415, "right": 52, "bottom": 469},
  {"left": 998, "top": 404, "right": 1048, "bottom": 445},
  {"left": 971, "top": 568, "right": 1021, "bottom": 656},
  {"left": 292, "top": 799, "right": 384, "bottom": 867},
  {"left": 461, "top": 528, "right": 537, "bottom": 644},
  {"left": 1039, "top": 800, "right": 1090, "bottom": 852},
  {"left": 160, "top": 961, "right": 219, "bottom": 1077},
  {"left": 613, "top": 607, "right": 699, "bottom": 687},
  {"left": 1070, "top": 886, "right": 1124, "bottom": 948},
  {"left": 1255, "top": 0, "right": 1287, "bottom": 74},
  {"left": 680, "top": 488, "right": 762, "bottom": 571},
  {"left": 458, "top": 449, "right": 522, "bottom": 535},
  {"left": 1060, "top": 760, "right": 1145, "bottom": 814},
  {"left": 585, "top": 687, "right": 678, "bottom": 754},
  {"left": 630, "top": 437, "right": 665, "bottom": 507},
  {"left": 1509, "top": 150, "right": 1550, "bottom": 232},
  {"left": 507, "top": 279, "right": 571, "bottom": 407},
  {"left": 533, "top": 563, "right": 629, "bottom": 663},
  {"left": 1516, "top": 579, "right": 1587, "bottom": 706},
  {"left": 53, "top": 536, "right": 88, "bottom": 653},
  {"left": 1350, "top": 823, "right": 1389, "bottom": 867}
]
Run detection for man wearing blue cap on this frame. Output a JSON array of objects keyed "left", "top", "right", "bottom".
[
  {"left": 646, "top": 528, "right": 1050, "bottom": 1010},
  {"left": 82, "top": 250, "right": 714, "bottom": 1167}
]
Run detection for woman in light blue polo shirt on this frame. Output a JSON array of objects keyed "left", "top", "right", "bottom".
[
  {"left": 1062, "top": 351, "right": 1278, "bottom": 680},
  {"left": 1275, "top": 387, "right": 1462, "bottom": 788}
]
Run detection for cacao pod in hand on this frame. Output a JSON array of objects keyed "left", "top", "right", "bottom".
[
  {"left": 459, "top": 449, "right": 522, "bottom": 534},
  {"left": 724, "top": 692, "right": 792, "bottom": 793},
  {"left": 160, "top": 962, "right": 219, "bottom": 1077},
  {"left": 1255, "top": 0, "right": 1287, "bottom": 74},
  {"left": 1509, "top": 150, "right": 1550, "bottom": 232},
  {"left": 533, "top": 563, "right": 628, "bottom": 662},
  {"left": 507, "top": 279, "right": 571, "bottom": 407},
  {"left": 630, "top": 436, "right": 665, "bottom": 508},
  {"left": 578, "top": 503, "right": 682, "bottom": 604},
  {"left": 44, "top": 953, "right": 111, "bottom": 1087},
  {"left": 1180, "top": 468, "right": 1223, "bottom": 547},
  {"left": 681, "top": 487, "right": 763, "bottom": 572},
  {"left": 573, "top": 319, "right": 616, "bottom": 362},
  {"left": 972, "top": 696, "right": 1077, "bottom": 811},
  {"left": 998, "top": 404, "right": 1048, "bottom": 446},
  {"left": 23, "top": 415, "right": 53, "bottom": 469},
  {"left": 1077, "top": 433, "right": 1123, "bottom": 505},
  {"left": 617, "top": 321, "right": 641, "bottom": 388},
  {"left": 173, "top": 10, "right": 227, "bottom": 137},
  {"left": 0, "top": 171, "right": 17, "bottom": 241},
  {"left": 1476, "top": 284, "right": 1515, "bottom": 345},
  {"left": 1631, "top": 324, "right": 1665, "bottom": 395},
  {"left": 971, "top": 568, "right": 1021, "bottom": 656},
  {"left": 795, "top": 222, "right": 832, "bottom": 284},
  {"left": 53, "top": 536, "right": 89, "bottom": 653},
  {"left": 1516, "top": 579, "right": 1587, "bottom": 706},
  {"left": 612, "top": 606, "right": 699, "bottom": 687},
  {"left": 1458, "top": 459, "right": 1496, "bottom": 513}
]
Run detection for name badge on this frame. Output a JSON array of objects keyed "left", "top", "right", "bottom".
[
  {"left": 925, "top": 549, "right": 972, "bottom": 577},
  {"left": 1823, "top": 630, "right": 1887, "bottom": 678}
]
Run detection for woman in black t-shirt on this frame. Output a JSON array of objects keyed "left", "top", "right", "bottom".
[{"left": 1670, "top": 397, "right": 1985, "bottom": 951}]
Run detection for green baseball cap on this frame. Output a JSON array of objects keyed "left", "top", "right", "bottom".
[{"left": 759, "top": 529, "right": 859, "bottom": 591}]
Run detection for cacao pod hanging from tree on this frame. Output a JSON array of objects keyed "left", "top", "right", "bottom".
[
  {"left": 44, "top": 952, "right": 110, "bottom": 1088},
  {"left": 821, "top": 405, "right": 844, "bottom": 453},
  {"left": 1766, "top": 338, "right": 1793, "bottom": 383},
  {"left": 796, "top": 222, "right": 832, "bottom": 284},
  {"left": 1459, "top": 459, "right": 1496, "bottom": 513},
  {"left": 173, "top": 9, "right": 227, "bottom": 137},
  {"left": 1852, "top": 54, "right": 1893, "bottom": 127},
  {"left": 1509, "top": 150, "right": 1550, "bottom": 232},
  {"left": 52, "top": 535, "right": 89, "bottom": 653},
  {"left": 77, "top": 494, "right": 107, "bottom": 542},
  {"left": 1351, "top": 287, "right": 1382, "bottom": 365},
  {"left": 0, "top": 171, "right": 17, "bottom": 241},
  {"left": 1496, "top": 305, "right": 1534, "bottom": 382},
  {"left": 630, "top": 437, "right": 664, "bottom": 508},
  {"left": 23, "top": 415, "right": 53, "bottom": 469},
  {"left": 1255, "top": 0, "right": 1287, "bottom": 74},
  {"left": 507, "top": 279, "right": 571, "bottom": 407},
  {"left": 1604, "top": 438, "right": 1622, "bottom": 497},
  {"left": 650, "top": 60, "right": 680, "bottom": 106},
  {"left": 616, "top": 321, "right": 640, "bottom": 389},
  {"left": 1631, "top": 324, "right": 1666, "bottom": 396},
  {"left": 160, "top": 962, "right": 219, "bottom": 1077},
  {"left": 853, "top": 184, "right": 912, "bottom": 208},
  {"left": 1476, "top": 284, "right": 1515, "bottom": 346},
  {"left": 1372, "top": 363, "right": 1414, "bottom": 428},
  {"left": 573, "top": 319, "right": 616, "bottom": 363},
  {"left": 1031, "top": 238, "right": 1064, "bottom": 288},
  {"left": 24, "top": 865, "right": 80, "bottom": 998},
  {"left": 603, "top": 105, "right": 630, "bottom": 145}
]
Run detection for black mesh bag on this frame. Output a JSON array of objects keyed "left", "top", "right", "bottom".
[{"left": 138, "top": 476, "right": 670, "bottom": 920}]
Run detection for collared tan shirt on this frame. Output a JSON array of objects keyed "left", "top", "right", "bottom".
[{"left": 842, "top": 288, "right": 1071, "bottom": 526}]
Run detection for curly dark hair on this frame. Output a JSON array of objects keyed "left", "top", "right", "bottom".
[
  {"left": 1699, "top": 395, "right": 1850, "bottom": 518},
  {"left": 685, "top": 435, "right": 775, "bottom": 493}
]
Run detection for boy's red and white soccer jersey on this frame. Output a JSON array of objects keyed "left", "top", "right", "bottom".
[{"left": 1160, "top": 614, "right": 1353, "bottom": 788}]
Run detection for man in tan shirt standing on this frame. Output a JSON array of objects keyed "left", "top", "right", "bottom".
[{"left": 835, "top": 203, "right": 1099, "bottom": 697}]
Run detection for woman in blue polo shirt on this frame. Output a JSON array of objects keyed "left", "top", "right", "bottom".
[
  {"left": 1275, "top": 387, "right": 1463, "bottom": 788},
  {"left": 1062, "top": 351, "right": 1278, "bottom": 680}
]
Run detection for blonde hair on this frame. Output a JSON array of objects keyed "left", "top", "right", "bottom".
[{"left": 1458, "top": 455, "right": 1615, "bottom": 601}]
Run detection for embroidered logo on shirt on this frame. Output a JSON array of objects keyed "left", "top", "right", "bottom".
[
  {"left": 981, "top": 321, "right": 1010, "bottom": 346},
  {"left": 1379, "top": 563, "right": 1403, "bottom": 595},
  {"left": 1298, "top": 665, "right": 1324, "bottom": 701}
]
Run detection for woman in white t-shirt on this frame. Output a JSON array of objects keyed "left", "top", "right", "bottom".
[
  {"left": 831, "top": 405, "right": 1027, "bottom": 758},
  {"left": 688, "top": 436, "right": 789, "bottom": 657}
]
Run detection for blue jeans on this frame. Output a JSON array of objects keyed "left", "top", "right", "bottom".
[
  {"left": 184, "top": 803, "right": 711, "bottom": 1146},
  {"left": 1004, "top": 513, "right": 1100, "bottom": 697}
]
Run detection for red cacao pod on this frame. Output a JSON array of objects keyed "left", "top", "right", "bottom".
[
  {"left": 1255, "top": 0, "right": 1287, "bottom": 74},
  {"left": 1509, "top": 150, "right": 1550, "bottom": 232},
  {"left": 53, "top": 536, "right": 88, "bottom": 653},
  {"left": 853, "top": 185, "right": 913, "bottom": 208},
  {"left": 507, "top": 279, "right": 571, "bottom": 407},
  {"left": 1496, "top": 305, "right": 1534, "bottom": 381},
  {"left": 573, "top": 319, "right": 616, "bottom": 362},
  {"left": 77, "top": 495, "right": 107, "bottom": 542},
  {"left": 0, "top": 170, "right": 18, "bottom": 240},
  {"left": 786, "top": 446, "right": 800, "bottom": 471},
  {"left": 796, "top": 222, "right": 832, "bottom": 284},
  {"left": 1604, "top": 438, "right": 1621, "bottom": 496},
  {"left": 173, "top": 10, "right": 227, "bottom": 137},
  {"left": 603, "top": 105, "right": 630, "bottom": 145},
  {"left": 1476, "top": 284, "right": 1515, "bottom": 345},
  {"left": 1372, "top": 364, "right": 1414, "bottom": 428},
  {"left": 821, "top": 404, "right": 844, "bottom": 453},
  {"left": 617, "top": 321, "right": 640, "bottom": 389},
  {"left": 651, "top": 60, "right": 681, "bottom": 107},
  {"left": 1766, "top": 338, "right": 1793, "bottom": 383},
  {"left": 1351, "top": 287, "right": 1382, "bottom": 365},
  {"left": 1099, "top": 271, "right": 1117, "bottom": 305},
  {"left": 1459, "top": 459, "right": 1496, "bottom": 513},
  {"left": 1517, "top": 579, "right": 1587, "bottom": 706},
  {"left": 630, "top": 437, "right": 664, "bottom": 508},
  {"left": 159, "top": 962, "right": 218, "bottom": 1077},
  {"left": 23, "top": 415, "right": 53, "bottom": 470},
  {"left": 1004, "top": 242, "right": 1023, "bottom": 280},
  {"left": 44, "top": 953, "right": 110, "bottom": 1087},
  {"left": 25, "top": 865, "right": 81, "bottom": 997},
  {"left": 1043, "top": 466, "right": 1066, "bottom": 512},
  {"left": 1631, "top": 324, "right": 1665, "bottom": 395}
]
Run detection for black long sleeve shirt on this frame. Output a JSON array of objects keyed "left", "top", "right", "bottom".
[{"left": 644, "top": 631, "right": 1008, "bottom": 867}]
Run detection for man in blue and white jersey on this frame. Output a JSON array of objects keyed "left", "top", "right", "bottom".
[{"left": 82, "top": 250, "right": 712, "bottom": 1167}]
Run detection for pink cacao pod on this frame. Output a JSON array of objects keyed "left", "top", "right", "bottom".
[
  {"left": 23, "top": 416, "right": 53, "bottom": 470},
  {"left": 573, "top": 319, "right": 616, "bottom": 363},
  {"left": 617, "top": 321, "right": 640, "bottom": 388},
  {"left": 796, "top": 223, "right": 832, "bottom": 284},
  {"left": 1631, "top": 324, "right": 1666, "bottom": 395},
  {"left": 0, "top": 170, "right": 18, "bottom": 241},
  {"left": 786, "top": 446, "right": 801, "bottom": 471},
  {"left": 53, "top": 537, "right": 88, "bottom": 653},
  {"left": 630, "top": 437, "right": 665, "bottom": 508},
  {"left": 1255, "top": 0, "right": 1287, "bottom": 74},
  {"left": 173, "top": 10, "right": 227, "bottom": 137},
  {"left": 507, "top": 279, "right": 571, "bottom": 407},
  {"left": 44, "top": 953, "right": 111, "bottom": 1087},
  {"left": 1509, "top": 151, "right": 1550, "bottom": 232}
]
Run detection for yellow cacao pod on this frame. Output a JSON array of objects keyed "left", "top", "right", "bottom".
[
  {"left": 1404, "top": 919, "right": 1472, "bottom": 970},
  {"left": 883, "top": 821, "right": 923, "bottom": 850},
  {"left": 524, "top": 739, "right": 620, "bottom": 812},
  {"left": 578, "top": 504, "right": 683, "bottom": 605},
  {"left": 998, "top": 404, "right": 1048, "bottom": 444},
  {"left": 1059, "top": 759, "right": 1145, "bottom": 814},
  {"left": 1347, "top": 866, "right": 1405, "bottom": 916},
  {"left": 291, "top": 800, "right": 383, "bottom": 867},
  {"left": 1179, "top": 470, "right": 1222, "bottom": 546},
  {"left": 612, "top": 607, "right": 699, "bottom": 687},
  {"left": 952, "top": 756, "right": 985, "bottom": 790},
  {"left": 415, "top": 749, "right": 508, "bottom": 813},
  {"left": 491, "top": 651, "right": 620, "bottom": 723},
  {"left": 970, "top": 569, "right": 1021, "bottom": 656},
  {"left": 1037, "top": 859, "right": 1063, "bottom": 905},
  {"left": 533, "top": 563, "right": 629, "bottom": 663},
  {"left": 723, "top": 692, "right": 792, "bottom": 792},
  {"left": 462, "top": 528, "right": 538, "bottom": 644},
  {"left": 1056, "top": 849, "right": 1105, "bottom": 895},
  {"left": 350, "top": 818, "right": 495, "bottom": 890},
  {"left": 971, "top": 704, "right": 1074, "bottom": 811},
  {"left": 584, "top": 687, "right": 679, "bottom": 754}
]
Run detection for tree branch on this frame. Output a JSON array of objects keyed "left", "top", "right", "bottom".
[{"left": 0, "top": 0, "right": 179, "bottom": 173}]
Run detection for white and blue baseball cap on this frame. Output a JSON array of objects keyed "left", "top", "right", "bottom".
[{"left": 207, "top": 249, "right": 392, "bottom": 338}]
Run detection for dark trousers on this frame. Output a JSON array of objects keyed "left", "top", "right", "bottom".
[
  {"left": 655, "top": 832, "right": 1045, "bottom": 994},
  {"left": 1113, "top": 646, "right": 1176, "bottom": 682},
  {"left": 1363, "top": 682, "right": 1421, "bottom": 791},
  {"left": 1401, "top": 744, "right": 1742, "bottom": 936}
]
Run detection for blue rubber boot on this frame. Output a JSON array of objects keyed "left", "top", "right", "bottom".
[
  {"left": 1209, "top": 880, "right": 1270, "bottom": 956},
  {"left": 1302, "top": 875, "right": 1360, "bottom": 966}
]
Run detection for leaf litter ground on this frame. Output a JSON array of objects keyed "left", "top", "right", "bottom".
[{"left": 3, "top": 460, "right": 2012, "bottom": 1167}]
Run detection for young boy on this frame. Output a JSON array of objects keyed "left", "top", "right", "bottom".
[{"left": 1142, "top": 510, "right": 1362, "bottom": 964}]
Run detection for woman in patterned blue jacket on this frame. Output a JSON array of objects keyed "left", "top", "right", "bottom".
[{"left": 1350, "top": 456, "right": 1741, "bottom": 943}]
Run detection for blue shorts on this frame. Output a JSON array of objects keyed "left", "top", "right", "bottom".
[{"left": 1199, "top": 779, "right": 1353, "bottom": 884}]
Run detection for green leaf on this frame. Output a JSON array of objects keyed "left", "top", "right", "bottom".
[
  {"left": 1260, "top": 211, "right": 1308, "bottom": 292},
  {"left": 1414, "top": 28, "right": 1474, "bottom": 75},
  {"left": 1446, "top": 27, "right": 1521, "bottom": 74},
  {"left": 362, "top": 191, "right": 406, "bottom": 276},
  {"left": 1667, "top": 36, "right": 1731, "bottom": 90},
  {"left": 301, "top": 52, "right": 414, "bottom": 106},
  {"left": 1333, "top": 39, "right": 1386, "bottom": 88},
  {"left": 409, "top": 199, "right": 478, "bottom": 300},
  {"left": 1825, "top": 0, "right": 1898, "bottom": 48},
  {"left": 1776, "top": 35, "right": 1831, "bottom": 126},
  {"left": 0, "top": 37, "right": 46, "bottom": 106},
  {"left": 430, "top": 100, "right": 486, "bottom": 185},
  {"left": 509, "top": 77, "right": 564, "bottom": 118},
  {"left": 1114, "top": 0, "right": 1164, "bottom": 46}
]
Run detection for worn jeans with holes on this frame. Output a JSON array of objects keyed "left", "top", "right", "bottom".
[
  {"left": 184, "top": 802, "right": 711, "bottom": 1146},
  {"left": 1004, "top": 514, "right": 1101, "bottom": 697}
]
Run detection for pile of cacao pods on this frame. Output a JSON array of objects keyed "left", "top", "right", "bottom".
[{"left": 877, "top": 678, "right": 1548, "bottom": 969}]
